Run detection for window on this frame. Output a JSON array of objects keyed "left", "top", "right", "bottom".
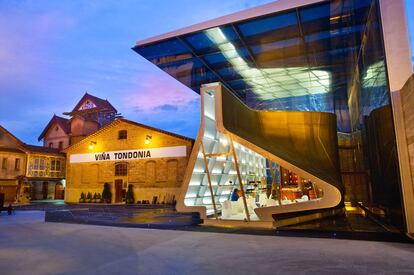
[
  {"left": 39, "top": 159, "right": 45, "bottom": 170},
  {"left": 51, "top": 159, "right": 61, "bottom": 171},
  {"left": 49, "top": 142, "right": 53, "bottom": 148},
  {"left": 118, "top": 130, "right": 127, "bottom": 140},
  {"left": 58, "top": 141, "right": 63, "bottom": 150},
  {"left": 15, "top": 158, "right": 20, "bottom": 170},
  {"left": 115, "top": 163, "right": 127, "bottom": 176},
  {"left": 34, "top": 159, "right": 39, "bottom": 170},
  {"left": 2, "top": 158, "right": 7, "bottom": 169},
  {"left": 55, "top": 160, "right": 61, "bottom": 171}
]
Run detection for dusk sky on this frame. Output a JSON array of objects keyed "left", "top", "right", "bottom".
[{"left": 0, "top": 0, "right": 413, "bottom": 145}]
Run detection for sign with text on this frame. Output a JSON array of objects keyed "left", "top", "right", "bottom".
[{"left": 70, "top": 146, "right": 187, "bottom": 163}]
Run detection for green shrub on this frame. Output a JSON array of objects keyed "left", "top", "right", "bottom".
[
  {"left": 102, "top": 183, "right": 112, "bottom": 203},
  {"left": 126, "top": 184, "right": 134, "bottom": 204}
]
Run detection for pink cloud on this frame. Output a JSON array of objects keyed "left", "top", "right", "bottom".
[{"left": 123, "top": 74, "right": 199, "bottom": 114}]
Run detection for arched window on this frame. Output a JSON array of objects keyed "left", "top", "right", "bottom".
[{"left": 115, "top": 163, "right": 128, "bottom": 176}]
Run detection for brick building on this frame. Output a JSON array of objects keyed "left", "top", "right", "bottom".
[{"left": 64, "top": 119, "right": 193, "bottom": 204}]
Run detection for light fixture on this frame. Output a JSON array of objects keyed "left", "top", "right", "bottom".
[
  {"left": 219, "top": 138, "right": 228, "bottom": 146},
  {"left": 145, "top": 135, "right": 152, "bottom": 145},
  {"left": 88, "top": 141, "right": 96, "bottom": 150}
]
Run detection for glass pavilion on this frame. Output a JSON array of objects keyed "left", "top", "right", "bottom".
[{"left": 133, "top": 0, "right": 413, "bottom": 233}]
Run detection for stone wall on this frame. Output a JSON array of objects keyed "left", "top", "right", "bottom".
[{"left": 64, "top": 120, "right": 193, "bottom": 203}]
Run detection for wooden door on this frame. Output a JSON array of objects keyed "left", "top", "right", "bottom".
[
  {"left": 42, "top": 182, "right": 48, "bottom": 199},
  {"left": 114, "top": 180, "right": 123, "bottom": 203},
  {"left": 55, "top": 183, "right": 64, "bottom": 200}
]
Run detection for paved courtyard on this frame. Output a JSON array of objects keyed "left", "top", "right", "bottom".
[{"left": 1, "top": 211, "right": 414, "bottom": 275}]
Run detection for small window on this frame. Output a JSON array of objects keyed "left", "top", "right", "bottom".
[
  {"left": 118, "top": 130, "right": 127, "bottom": 140},
  {"left": 115, "top": 163, "right": 127, "bottom": 176},
  {"left": 34, "top": 159, "right": 39, "bottom": 170},
  {"left": 55, "top": 126, "right": 59, "bottom": 131},
  {"left": 39, "top": 159, "right": 45, "bottom": 170},
  {"left": 15, "top": 158, "right": 20, "bottom": 170},
  {"left": 2, "top": 158, "right": 7, "bottom": 169},
  {"left": 58, "top": 141, "right": 63, "bottom": 150},
  {"left": 55, "top": 160, "right": 61, "bottom": 171},
  {"left": 49, "top": 142, "right": 53, "bottom": 148}
]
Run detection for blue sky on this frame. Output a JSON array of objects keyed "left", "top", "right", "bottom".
[
  {"left": 0, "top": 0, "right": 274, "bottom": 144},
  {"left": 0, "top": 0, "right": 412, "bottom": 145}
]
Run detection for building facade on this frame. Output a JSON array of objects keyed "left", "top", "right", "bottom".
[
  {"left": 64, "top": 119, "right": 193, "bottom": 204},
  {"left": 38, "top": 92, "right": 120, "bottom": 150},
  {"left": 0, "top": 125, "right": 66, "bottom": 202},
  {"left": 133, "top": 0, "right": 414, "bottom": 233},
  {"left": 0, "top": 126, "right": 27, "bottom": 203},
  {"left": 24, "top": 145, "right": 66, "bottom": 200}
]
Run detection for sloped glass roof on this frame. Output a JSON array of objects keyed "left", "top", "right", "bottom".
[{"left": 133, "top": 0, "right": 389, "bottom": 132}]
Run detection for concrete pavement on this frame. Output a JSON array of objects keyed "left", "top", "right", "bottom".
[{"left": 1, "top": 211, "right": 414, "bottom": 275}]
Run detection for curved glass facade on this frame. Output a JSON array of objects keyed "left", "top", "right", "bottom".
[{"left": 134, "top": 0, "right": 404, "bottom": 230}]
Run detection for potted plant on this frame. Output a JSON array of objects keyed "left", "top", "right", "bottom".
[
  {"left": 86, "top": 192, "right": 92, "bottom": 203},
  {"left": 96, "top": 193, "right": 102, "bottom": 203},
  {"left": 79, "top": 192, "right": 85, "bottom": 203}
]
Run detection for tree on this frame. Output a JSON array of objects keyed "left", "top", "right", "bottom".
[
  {"left": 126, "top": 184, "right": 135, "bottom": 204},
  {"left": 102, "top": 183, "right": 112, "bottom": 203}
]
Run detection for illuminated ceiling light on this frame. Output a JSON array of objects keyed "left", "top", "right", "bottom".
[
  {"left": 205, "top": 27, "right": 331, "bottom": 100},
  {"left": 220, "top": 138, "right": 228, "bottom": 146},
  {"left": 145, "top": 135, "right": 152, "bottom": 145},
  {"left": 88, "top": 141, "right": 96, "bottom": 150}
]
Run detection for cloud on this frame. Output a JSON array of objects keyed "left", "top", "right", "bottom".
[{"left": 123, "top": 74, "right": 199, "bottom": 114}]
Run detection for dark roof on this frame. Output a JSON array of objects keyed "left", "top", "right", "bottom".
[
  {"left": 23, "top": 144, "right": 65, "bottom": 155},
  {"left": 70, "top": 92, "right": 117, "bottom": 114},
  {"left": 38, "top": 115, "right": 70, "bottom": 141},
  {"left": 0, "top": 146, "right": 25, "bottom": 154}
]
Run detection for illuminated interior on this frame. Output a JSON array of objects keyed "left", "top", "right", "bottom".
[{"left": 180, "top": 84, "right": 339, "bottom": 221}]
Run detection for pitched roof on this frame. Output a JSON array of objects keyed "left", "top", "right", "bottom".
[
  {"left": 64, "top": 118, "right": 194, "bottom": 152},
  {"left": 22, "top": 144, "right": 65, "bottom": 155},
  {"left": 0, "top": 125, "right": 24, "bottom": 145},
  {"left": 0, "top": 147, "right": 25, "bottom": 154},
  {"left": 70, "top": 92, "right": 117, "bottom": 113},
  {"left": 38, "top": 115, "right": 70, "bottom": 141}
]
